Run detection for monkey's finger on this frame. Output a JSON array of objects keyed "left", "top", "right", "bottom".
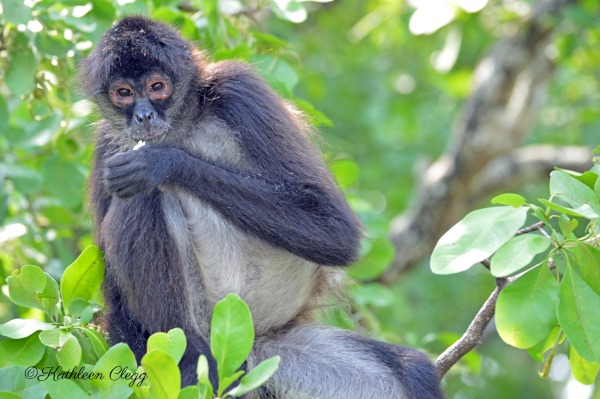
[
  {"left": 104, "top": 164, "right": 144, "bottom": 181},
  {"left": 105, "top": 171, "right": 139, "bottom": 192},
  {"left": 115, "top": 181, "right": 149, "bottom": 199},
  {"left": 105, "top": 151, "right": 138, "bottom": 167}
]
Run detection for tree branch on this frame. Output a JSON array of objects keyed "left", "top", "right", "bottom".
[
  {"left": 434, "top": 279, "right": 507, "bottom": 378},
  {"left": 384, "top": 0, "right": 580, "bottom": 283},
  {"left": 434, "top": 218, "right": 554, "bottom": 377}
]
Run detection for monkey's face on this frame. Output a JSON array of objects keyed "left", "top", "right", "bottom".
[{"left": 108, "top": 72, "right": 173, "bottom": 142}]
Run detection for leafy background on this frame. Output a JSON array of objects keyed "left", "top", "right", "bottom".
[{"left": 1, "top": 0, "right": 599, "bottom": 398}]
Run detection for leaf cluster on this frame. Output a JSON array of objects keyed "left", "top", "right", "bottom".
[
  {"left": 431, "top": 157, "right": 600, "bottom": 384},
  {"left": 0, "top": 246, "right": 278, "bottom": 399}
]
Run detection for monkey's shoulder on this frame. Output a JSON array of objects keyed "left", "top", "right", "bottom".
[{"left": 202, "top": 60, "right": 288, "bottom": 113}]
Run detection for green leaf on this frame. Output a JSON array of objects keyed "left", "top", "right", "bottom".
[
  {"left": 7, "top": 266, "right": 58, "bottom": 314},
  {"left": 252, "top": 32, "right": 288, "bottom": 47},
  {"left": 0, "top": 366, "right": 48, "bottom": 399},
  {"left": 2, "top": 164, "right": 43, "bottom": 194},
  {"left": 330, "top": 158, "right": 359, "bottom": 189},
  {"left": 90, "top": 0, "right": 117, "bottom": 20},
  {"left": 490, "top": 234, "right": 551, "bottom": 277},
  {"left": 39, "top": 329, "right": 71, "bottom": 349},
  {"left": 55, "top": 335, "right": 82, "bottom": 369},
  {"left": 0, "top": 319, "right": 54, "bottom": 339},
  {"left": 56, "top": 335, "right": 82, "bottom": 370},
  {"left": 563, "top": 5, "right": 598, "bottom": 28},
  {"left": 196, "top": 355, "right": 213, "bottom": 398},
  {"left": 527, "top": 326, "right": 561, "bottom": 362},
  {"left": 348, "top": 239, "right": 394, "bottom": 280},
  {"left": 92, "top": 343, "right": 136, "bottom": 395},
  {"left": 34, "top": 34, "right": 73, "bottom": 57},
  {"left": 77, "top": 327, "right": 109, "bottom": 359},
  {"left": 0, "top": 392, "right": 26, "bottom": 399},
  {"left": 147, "top": 328, "right": 187, "bottom": 364},
  {"left": 5, "top": 40, "right": 36, "bottom": 96},
  {"left": 569, "top": 345, "right": 600, "bottom": 385},
  {"left": 40, "top": 156, "right": 87, "bottom": 209},
  {"left": 549, "top": 170, "right": 600, "bottom": 219},
  {"left": 218, "top": 370, "right": 244, "bottom": 396},
  {"left": 568, "top": 242, "right": 600, "bottom": 296},
  {"left": 496, "top": 265, "right": 559, "bottom": 349},
  {"left": 530, "top": 203, "right": 550, "bottom": 225},
  {"left": 2, "top": 0, "right": 32, "bottom": 25},
  {"left": 227, "top": 356, "right": 280, "bottom": 397},
  {"left": 558, "top": 266, "right": 600, "bottom": 362},
  {"left": 69, "top": 299, "right": 102, "bottom": 324},
  {"left": 0, "top": 96, "right": 8, "bottom": 133},
  {"left": 253, "top": 55, "right": 298, "bottom": 97},
  {"left": 211, "top": 294, "right": 254, "bottom": 384},
  {"left": 60, "top": 246, "right": 105, "bottom": 315},
  {"left": 553, "top": 167, "right": 598, "bottom": 189},
  {"left": 349, "top": 283, "right": 395, "bottom": 308},
  {"left": 431, "top": 206, "right": 529, "bottom": 274},
  {"left": 0, "top": 333, "right": 46, "bottom": 368},
  {"left": 41, "top": 379, "right": 90, "bottom": 399},
  {"left": 558, "top": 214, "right": 578, "bottom": 238},
  {"left": 142, "top": 350, "right": 180, "bottom": 399},
  {"left": 178, "top": 386, "right": 198, "bottom": 399},
  {"left": 539, "top": 198, "right": 593, "bottom": 219},
  {"left": 490, "top": 193, "right": 527, "bottom": 207}
]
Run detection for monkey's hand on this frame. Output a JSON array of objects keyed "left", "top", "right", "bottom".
[{"left": 104, "top": 146, "right": 182, "bottom": 198}]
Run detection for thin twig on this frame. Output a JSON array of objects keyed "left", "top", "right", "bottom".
[
  {"left": 516, "top": 221, "right": 545, "bottom": 235},
  {"left": 434, "top": 278, "right": 511, "bottom": 378}
]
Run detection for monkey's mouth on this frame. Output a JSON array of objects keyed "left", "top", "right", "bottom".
[{"left": 130, "top": 128, "right": 167, "bottom": 143}]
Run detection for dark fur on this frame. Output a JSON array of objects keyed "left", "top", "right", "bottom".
[{"left": 85, "top": 16, "right": 443, "bottom": 399}]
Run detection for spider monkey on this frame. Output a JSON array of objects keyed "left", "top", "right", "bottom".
[{"left": 82, "top": 16, "right": 443, "bottom": 399}]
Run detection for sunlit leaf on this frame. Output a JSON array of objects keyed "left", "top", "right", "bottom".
[
  {"left": 569, "top": 345, "right": 600, "bottom": 385},
  {"left": 0, "top": 366, "right": 48, "bottom": 399},
  {"left": 60, "top": 246, "right": 105, "bottom": 315},
  {"left": 567, "top": 242, "right": 600, "bottom": 296},
  {"left": 490, "top": 234, "right": 551, "bottom": 277},
  {"left": 558, "top": 266, "right": 600, "bottom": 362},
  {"left": 496, "top": 265, "right": 559, "bottom": 349},
  {"left": 6, "top": 37, "right": 36, "bottom": 96},
  {"left": 227, "top": 356, "right": 280, "bottom": 397},
  {"left": 211, "top": 294, "right": 254, "bottom": 385},
  {"left": 490, "top": 193, "right": 527, "bottom": 207},
  {"left": 142, "top": 350, "right": 180, "bottom": 399},
  {"left": 431, "top": 206, "right": 528, "bottom": 274},
  {"left": 147, "top": 328, "right": 187, "bottom": 364},
  {"left": 549, "top": 170, "right": 600, "bottom": 219},
  {"left": 2, "top": 0, "right": 32, "bottom": 25},
  {"left": 0, "top": 333, "right": 46, "bottom": 368},
  {"left": 0, "top": 319, "right": 54, "bottom": 340}
]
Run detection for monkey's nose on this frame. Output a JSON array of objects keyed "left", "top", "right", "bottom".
[{"left": 134, "top": 110, "right": 156, "bottom": 126}]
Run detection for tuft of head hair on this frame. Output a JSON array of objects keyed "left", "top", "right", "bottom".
[{"left": 80, "top": 16, "right": 196, "bottom": 96}]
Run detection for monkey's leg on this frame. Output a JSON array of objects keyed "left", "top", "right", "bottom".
[
  {"left": 101, "top": 274, "right": 149, "bottom": 359},
  {"left": 101, "top": 262, "right": 217, "bottom": 388},
  {"left": 249, "top": 324, "right": 443, "bottom": 399}
]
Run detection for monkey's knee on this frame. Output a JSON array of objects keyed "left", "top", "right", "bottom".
[{"left": 357, "top": 337, "right": 444, "bottom": 399}]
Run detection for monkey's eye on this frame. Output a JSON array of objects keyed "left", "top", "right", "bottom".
[
  {"left": 150, "top": 82, "right": 164, "bottom": 92},
  {"left": 117, "top": 88, "right": 132, "bottom": 97}
]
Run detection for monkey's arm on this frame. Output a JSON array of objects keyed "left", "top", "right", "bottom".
[{"left": 104, "top": 147, "right": 361, "bottom": 266}]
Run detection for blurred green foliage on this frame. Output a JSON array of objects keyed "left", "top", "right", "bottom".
[{"left": 1, "top": 0, "right": 599, "bottom": 398}]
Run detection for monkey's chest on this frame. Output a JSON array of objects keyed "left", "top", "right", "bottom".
[{"left": 161, "top": 191, "right": 319, "bottom": 333}]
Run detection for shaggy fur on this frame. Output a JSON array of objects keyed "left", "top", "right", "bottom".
[{"left": 85, "top": 16, "right": 443, "bottom": 399}]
